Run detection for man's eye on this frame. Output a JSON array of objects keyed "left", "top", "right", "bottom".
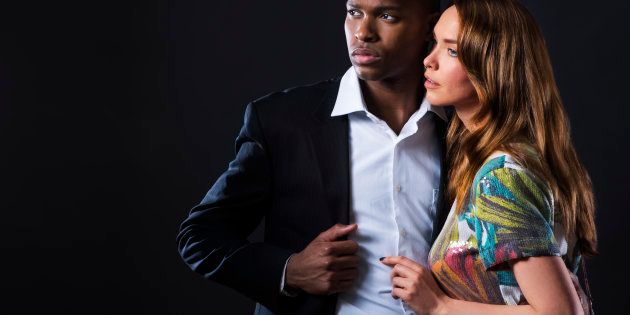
[
  {"left": 447, "top": 48, "right": 459, "bottom": 57},
  {"left": 347, "top": 9, "right": 361, "bottom": 17},
  {"left": 381, "top": 13, "right": 397, "bottom": 21}
]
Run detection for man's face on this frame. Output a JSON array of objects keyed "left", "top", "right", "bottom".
[{"left": 345, "top": 0, "right": 431, "bottom": 81}]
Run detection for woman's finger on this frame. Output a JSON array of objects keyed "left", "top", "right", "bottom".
[
  {"left": 390, "top": 261, "right": 417, "bottom": 280},
  {"left": 382, "top": 256, "right": 424, "bottom": 273},
  {"left": 392, "top": 276, "right": 412, "bottom": 289},
  {"left": 392, "top": 287, "right": 409, "bottom": 302}
]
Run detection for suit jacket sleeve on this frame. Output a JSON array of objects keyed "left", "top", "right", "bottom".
[{"left": 177, "top": 102, "right": 293, "bottom": 309}]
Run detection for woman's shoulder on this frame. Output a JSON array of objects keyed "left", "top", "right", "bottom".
[
  {"left": 473, "top": 152, "right": 527, "bottom": 184},
  {"left": 471, "top": 151, "right": 554, "bottom": 223}
]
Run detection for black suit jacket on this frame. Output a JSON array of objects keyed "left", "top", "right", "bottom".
[{"left": 177, "top": 77, "right": 450, "bottom": 315}]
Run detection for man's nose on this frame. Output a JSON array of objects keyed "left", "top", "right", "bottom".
[{"left": 355, "top": 19, "right": 377, "bottom": 42}]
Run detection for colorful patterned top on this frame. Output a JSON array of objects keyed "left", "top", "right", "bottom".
[{"left": 428, "top": 154, "right": 579, "bottom": 305}]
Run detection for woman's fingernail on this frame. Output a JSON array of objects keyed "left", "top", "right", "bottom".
[{"left": 379, "top": 257, "right": 385, "bottom": 261}]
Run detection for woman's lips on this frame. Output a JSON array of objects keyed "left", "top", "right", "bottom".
[
  {"left": 424, "top": 75, "right": 440, "bottom": 89},
  {"left": 351, "top": 48, "right": 381, "bottom": 65}
]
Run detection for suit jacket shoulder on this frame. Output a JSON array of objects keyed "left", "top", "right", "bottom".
[{"left": 248, "top": 78, "right": 341, "bottom": 129}]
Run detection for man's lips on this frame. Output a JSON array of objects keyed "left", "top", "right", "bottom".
[
  {"left": 424, "top": 74, "right": 440, "bottom": 89},
  {"left": 351, "top": 48, "right": 381, "bottom": 65}
]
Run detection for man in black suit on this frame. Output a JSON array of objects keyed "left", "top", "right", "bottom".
[{"left": 177, "top": 0, "right": 447, "bottom": 314}]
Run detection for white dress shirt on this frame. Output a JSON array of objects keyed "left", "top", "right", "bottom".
[{"left": 333, "top": 67, "right": 446, "bottom": 315}]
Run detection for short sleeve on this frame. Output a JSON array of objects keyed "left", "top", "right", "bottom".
[{"left": 472, "top": 167, "right": 560, "bottom": 270}]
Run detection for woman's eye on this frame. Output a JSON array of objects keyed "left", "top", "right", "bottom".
[{"left": 447, "top": 48, "right": 458, "bottom": 57}]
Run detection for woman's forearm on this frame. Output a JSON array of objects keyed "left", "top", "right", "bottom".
[{"left": 438, "top": 297, "right": 580, "bottom": 315}]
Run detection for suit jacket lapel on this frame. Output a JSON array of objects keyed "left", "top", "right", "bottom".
[{"left": 307, "top": 79, "right": 351, "bottom": 226}]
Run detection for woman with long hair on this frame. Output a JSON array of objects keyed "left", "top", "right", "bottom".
[{"left": 380, "top": 0, "right": 596, "bottom": 314}]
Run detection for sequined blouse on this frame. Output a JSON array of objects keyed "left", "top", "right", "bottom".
[{"left": 428, "top": 154, "right": 579, "bottom": 305}]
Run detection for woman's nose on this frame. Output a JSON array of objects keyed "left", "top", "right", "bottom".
[{"left": 423, "top": 49, "right": 438, "bottom": 70}]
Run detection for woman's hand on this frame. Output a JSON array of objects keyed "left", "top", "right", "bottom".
[{"left": 381, "top": 256, "right": 451, "bottom": 315}]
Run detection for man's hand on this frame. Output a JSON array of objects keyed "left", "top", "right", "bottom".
[{"left": 285, "top": 223, "right": 360, "bottom": 295}]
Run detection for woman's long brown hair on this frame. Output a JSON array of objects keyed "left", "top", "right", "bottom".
[{"left": 447, "top": 0, "right": 597, "bottom": 255}]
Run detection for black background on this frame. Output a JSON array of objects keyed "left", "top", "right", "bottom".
[{"left": 1, "top": 0, "right": 628, "bottom": 314}]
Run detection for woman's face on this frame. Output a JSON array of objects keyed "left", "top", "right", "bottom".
[{"left": 423, "top": 6, "right": 477, "bottom": 109}]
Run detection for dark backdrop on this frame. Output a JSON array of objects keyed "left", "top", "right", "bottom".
[{"left": 1, "top": 0, "right": 628, "bottom": 314}]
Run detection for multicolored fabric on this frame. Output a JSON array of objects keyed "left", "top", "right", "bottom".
[{"left": 428, "top": 154, "right": 578, "bottom": 305}]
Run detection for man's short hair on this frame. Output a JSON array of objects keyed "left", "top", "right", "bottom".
[{"left": 344, "top": 0, "right": 441, "bottom": 12}]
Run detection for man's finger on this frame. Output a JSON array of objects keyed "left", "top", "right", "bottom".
[
  {"left": 327, "top": 240, "right": 359, "bottom": 256},
  {"left": 328, "top": 255, "right": 360, "bottom": 270},
  {"left": 331, "top": 268, "right": 358, "bottom": 281},
  {"left": 316, "top": 223, "right": 358, "bottom": 242}
]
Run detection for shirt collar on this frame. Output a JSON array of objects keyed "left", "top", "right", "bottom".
[
  {"left": 331, "top": 67, "right": 366, "bottom": 117},
  {"left": 331, "top": 67, "right": 447, "bottom": 122}
]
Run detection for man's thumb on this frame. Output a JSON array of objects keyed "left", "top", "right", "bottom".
[{"left": 317, "top": 223, "right": 357, "bottom": 241}]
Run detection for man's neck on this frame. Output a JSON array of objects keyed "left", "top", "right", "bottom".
[{"left": 360, "top": 76, "right": 424, "bottom": 135}]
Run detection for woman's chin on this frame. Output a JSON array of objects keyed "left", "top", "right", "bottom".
[{"left": 426, "top": 95, "right": 450, "bottom": 107}]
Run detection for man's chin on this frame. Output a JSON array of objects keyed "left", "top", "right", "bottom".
[{"left": 353, "top": 66, "right": 386, "bottom": 82}]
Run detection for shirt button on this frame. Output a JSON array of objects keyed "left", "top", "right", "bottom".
[
  {"left": 400, "top": 228, "right": 407, "bottom": 237},
  {"left": 394, "top": 185, "right": 401, "bottom": 193}
]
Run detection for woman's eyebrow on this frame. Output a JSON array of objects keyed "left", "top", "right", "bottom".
[{"left": 433, "top": 31, "right": 457, "bottom": 44}]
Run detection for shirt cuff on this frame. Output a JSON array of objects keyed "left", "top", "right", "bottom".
[{"left": 279, "top": 254, "right": 299, "bottom": 297}]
